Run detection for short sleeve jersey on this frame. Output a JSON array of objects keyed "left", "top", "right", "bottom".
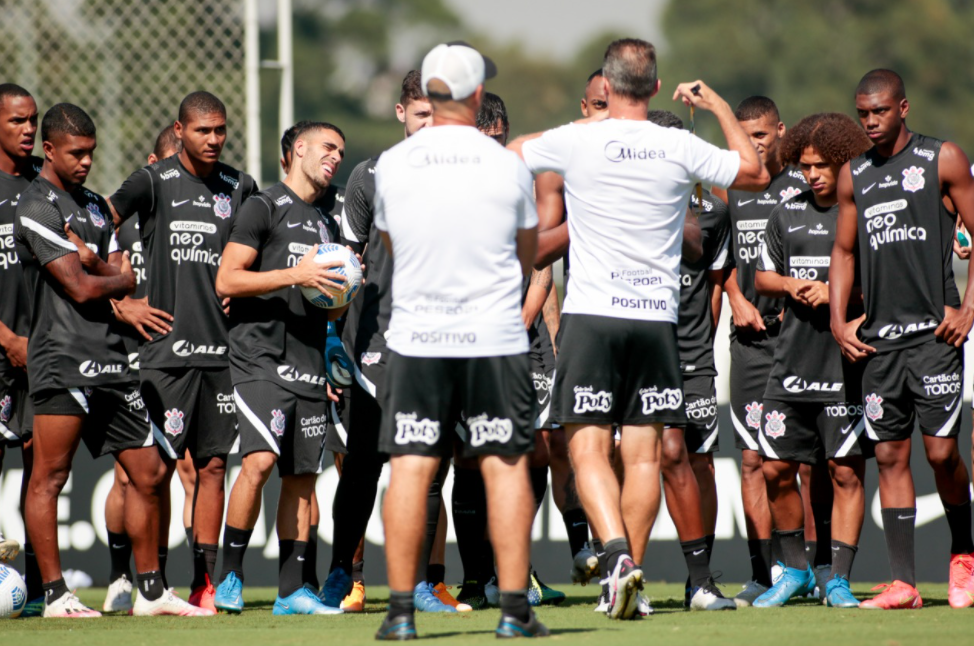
[
  {"left": 849, "top": 133, "right": 960, "bottom": 352},
  {"left": 15, "top": 177, "right": 131, "bottom": 393},
  {"left": 758, "top": 191, "right": 862, "bottom": 402},
  {"left": 227, "top": 182, "right": 339, "bottom": 397},
  {"left": 114, "top": 217, "right": 148, "bottom": 367},
  {"left": 338, "top": 157, "right": 388, "bottom": 361},
  {"left": 727, "top": 167, "right": 808, "bottom": 322},
  {"left": 375, "top": 125, "right": 537, "bottom": 358},
  {"left": 109, "top": 155, "right": 257, "bottom": 369},
  {"left": 678, "top": 189, "right": 731, "bottom": 377},
  {"left": 0, "top": 157, "right": 42, "bottom": 375},
  {"left": 521, "top": 119, "right": 740, "bottom": 323}
]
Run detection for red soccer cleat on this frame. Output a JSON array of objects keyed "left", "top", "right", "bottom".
[
  {"left": 859, "top": 581, "right": 922, "bottom": 610},
  {"left": 189, "top": 573, "right": 217, "bottom": 613},
  {"left": 948, "top": 553, "right": 974, "bottom": 609}
]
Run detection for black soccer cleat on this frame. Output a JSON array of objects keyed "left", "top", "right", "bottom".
[
  {"left": 456, "top": 580, "right": 488, "bottom": 610},
  {"left": 496, "top": 611, "right": 550, "bottom": 638},
  {"left": 375, "top": 613, "right": 418, "bottom": 641}
]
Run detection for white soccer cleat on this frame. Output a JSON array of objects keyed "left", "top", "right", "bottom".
[
  {"left": 636, "top": 592, "right": 654, "bottom": 616},
  {"left": 43, "top": 591, "right": 102, "bottom": 618},
  {"left": 571, "top": 542, "right": 600, "bottom": 585},
  {"left": 606, "top": 555, "right": 642, "bottom": 620},
  {"left": 734, "top": 579, "right": 770, "bottom": 608},
  {"left": 132, "top": 588, "right": 215, "bottom": 616},
  {"left": 593, "top": 578, "right": 610, "bottom": 612},
  {"left": 485, "top": 576, "right": 500, "bottom": 607},
  {"left": 690, "top": 580, "right": 737, "bottom": 611},
  {"left": 0, "top": 531, "right": 20, "bottom": 563},
  {"left": 103, "top": 575, "right": 134, "bottom": 613}
]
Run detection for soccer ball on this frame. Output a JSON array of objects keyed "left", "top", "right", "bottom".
[
  {"left": 0, "top": 564, "right": 27, "bottom": 618},
  {"left": 300, "top": 244, "right": 363, "bottom": 309}
]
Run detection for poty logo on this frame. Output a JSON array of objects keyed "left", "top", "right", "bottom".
[
  {"left": 912, "top": 147, "right": 935, "bottom": 162},
  {"left": 639, "top": 387, "right": 683, "bottom": 415},
  {"left": 764, "top": 410, "right": 786, "bottom": 438},
  {"left": 779, "top": 186, "right": 802, "bottom": 201},
  {"left": 86, "top": 203, "right": 106, "bottom": 227},
  {"left": 160, "top": 168, "right": 180, "bottom": 180},
  {"left": 901, "top": 166, "right": 925, "bottom": 193},
  {"left": 745, "top": 401, "right": 763, "bottom": 429},
  {"left": 0, "top": 394, "right": 11, "bottom": 423},
  {"left": 220, "top": 171, "right": 240, "bottom": 190},
  {"left": 78, "top": 360, "right": 124, "bottom": 378},
  {"left": 270, "top": 409, "right": 286, "bottom": 437},
  {"left": 394, "top": 412, "right": 440, "bottom": 445},
  {"left": 172, "top": 340, "right": 227, "bottom": 357},
  {"left": 573, "top": 386, "right": 612, "bottom": 414},
  {"left": 603, "top": 140, "right": 666, "bottom": 162},
  {"left": 276, "top": 364, "right": 327, "bottom": 386},
  {"left": 467, "top": 414, "right": 514, "bottom": 447},
  {"left": 865, "top": 393, "right": 884, "bottom": 421},
  {"left": 164, "top": 408, "right": 185, "bottom": 436},
  {"left": 213, "top": 193, "right": 232, "bottom": 219}
]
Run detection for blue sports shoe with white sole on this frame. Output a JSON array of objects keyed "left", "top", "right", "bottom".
[
  {"left": 274, "top": 586, "right": 344, "bottom": 615},
  {"left": 825, "top": 575, "right": 860, "bottom": 608},
  {"left": 319, "top": 568, "right": 353, "bottom": 609},
  {"left": 413, "top": 581, "right": 456, "bottom": 613},
  {"left": 753, "top": 565, "right": 815, "bottom": 608},
  {"left": 214, "top": 572, "right": 244, "bottom": 614}
]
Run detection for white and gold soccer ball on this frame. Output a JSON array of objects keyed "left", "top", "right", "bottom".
[{"left": 300, "top": 244, "right": 363, "bottom": 309}]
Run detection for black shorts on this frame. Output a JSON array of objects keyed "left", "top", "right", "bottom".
[
  {"left": 551, "top": 314, "right": 686, "bottom": 427},
  {"left": 140, "top": 367, "right": 238, "bottom": 460},
  {"left": 529, "top": 317, "right": 556, "bottom": 430},
  {"left": 677, "top": 375, "right": 719, "bottom": 454},
  {"left": 861, "top": 340, "right": 964, "bottom": 442},
  {"left": 379, "top": 352, "right": 535, "bottom": 459},
  {"left": 0, "top": 371, "right": 33, "bottom": 447},
  {"left": 234, "top": 381, "right": 328, "bottom": 476},
  {"left": 342, "top": 349, "right": 389, "bottom": 460},
  {"left": 325, "top": 387, "right": 350, "bottom": 456},
  {"left": 729, "top": 328, "right": 778, "bottom": 451},
  {"left": 759, "top": 399, "right": 871, "bottom": 464},
  {"left": 32, "top": 383, "right": 153, "bottom": 458}
]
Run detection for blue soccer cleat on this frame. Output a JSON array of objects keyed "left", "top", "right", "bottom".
[
  {"left": 20, "top": 596, "right": 45, "bottom": 618},
  {"left": 753, "top": 564, "right": 815, "bottom": 608},
  {"left": 318, "top": 567, "right": 353, "bottom": 609},
  {"left": 496, "top": 611, "right": 550, "bottom": 638},
  {"left": 413, "top": 581, "right": 457, "bottom": 613},
  {"left": 215, "top": 571, "right": 244, "bottom": 614},
  {"left": 375, "top": 613, "right": 417, "bottom": 641},
  {"left": 825, "top": 575, "right": 861, "bottom": 608},
  {"left": 324, "top": 322, "right": 354, "bottom": 388},
  {"left": 273, "top": 586, "right": 344, "bottom": 615}
]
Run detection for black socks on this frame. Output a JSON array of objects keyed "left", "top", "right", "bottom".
[
  {"left": 563, "top": 508, "right": 589, "bottom": 557},
  {"left": 943, "top": 501, "right": 974, "bottom": 555},
  {"left": 388, "top": 589, "right": 414, "bottom": 619},
  {"left": 681, "top": 537, "right": 712, "bottom": 588},
  {"left": 43, "top": 578, "right": 70, "bottom": 606},
  {"left": 603, "top": 538, "right": 629, "bottom": 574},
  {"left": 747, "top": 538, "right": 773, "bottom": 586},
  {"left": 107, "top": 530, "right": 132, "bottom": 582},
  {"left": 830, "top": 540, "right": 858, "bottom": 580},
  {"left": 775, "top": 528, "right": 807, "bottom": 570},
  {"left": 304, "top": 525, "right": 320, "bottom": 589},
  {"left": 136, "top": 570, "right": 165, "bottom": 601},
  {"left": 192, "top": 542, "right": 218, "bottom": 589},
  {"left": 278, "top": 540, "right": 307, "bottom": 598},
  {"left": 881, "top": 507, "right": 916, "bottom": 586},
  {"left": 500, "top": 589, "right": 531, "bottom": 623},
  {"left": 220, "top": 526, "right": 253, "bottom": 583}
]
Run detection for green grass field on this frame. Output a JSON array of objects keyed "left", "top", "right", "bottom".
[{"left": 4, "top": 583, "right": 966, "bottom": 645}]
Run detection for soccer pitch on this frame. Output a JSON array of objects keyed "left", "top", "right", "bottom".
[{"left": 5, "top": 583, "right": 966, "bottom": 645}]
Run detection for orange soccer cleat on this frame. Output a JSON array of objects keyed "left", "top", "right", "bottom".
[
  {"left": 340, "top": 581, "right": 366, "bottom": 612},
  {"left": 188, "top": 573, "right": 217, "bottom": 613},
  {"left": 859, "top": 581, "right": 922, "bottom": 610},
  {"left": 432, "top": 582, "right": 473, "bottom": 612},
  {"left": 948, "top": 553, "right": 974, "bottom": 609}
]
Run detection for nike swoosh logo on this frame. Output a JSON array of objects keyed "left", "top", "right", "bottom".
[
  {"left": 873, "top": 490, "right": 949, "bottom": 529},
  {"left": 737, "top": 199, "right": 755, "bottom": 207},
  {"left": 832, "top": 546, "right": 840, "bottom": 551},
  {"left": 898, "top": 514, "right": 915, "bottom": 520},
  {"left": 297, "top": 556, "right": 305, "bottom": 561},
  {"left": 862, "top": 183, "right": 877, "bottom": 194},
  {"left": 572, "top": 522, "right": 587, "bottom": 528},
  {"left": 66, "top": 214, "right": 73, "bottom": 221},
  {"left": 111, "top": 543, "right": 125, "bottom": 549},
  {"left": 287, "top": 221, "right": 301, "bottom": 228},
  {"left": 788, "top": 225, "right": 805, "bottom": 232},
  {"left": 0, "top": 199, "right": 7, "bottom": 207},
  {"left": 706, "top": 419, "right": 717, "bottom": 430},
  {"left": 945, "top": 397, "right": 958, "bottom": 411},
  {"left": 229, "top": 542, "right": 246, "bottom": 548},
  {"left": 839, "top": 424, "right": 852, "bottom": 435},
  {"left": 172, "top": 199, "right": 190, "bottom": 207},
  {"left": 692, "top": 549, "right": 706, "bottom": 556}
]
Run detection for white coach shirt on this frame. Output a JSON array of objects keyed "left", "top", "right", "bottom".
[
  {"left": 522, "top": 119, "right": 740, "bottom": 323},
  {"left": 375, "top": 125, "right": 538, "bottom": 358}
]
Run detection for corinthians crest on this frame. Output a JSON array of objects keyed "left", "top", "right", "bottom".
[
  {"left": 164, "top": 408, "right": 185, "bottom": 436},
  {"left": 213, "top": 193, "right": 232, "bottom": 219},
  {"left": 901, "top": 166, "right": 925, "bottom": 193},
  {"left": 270, "top": 409, "right": 286, "bottom": 437},
  {"left": 0, "top": 395, "right": 11, "bottom": 423},
  {"left": 86, "top": 203, "right": 106, "bottom": 227},
  {"left": 865, "top": 393, "right": 884, "bottom": 421},
  {"left": 764, "top": 410, "right": 786, "bottom": 438},
  {"left": 745, "top": 401, "right": 763, "bottom": 430}
]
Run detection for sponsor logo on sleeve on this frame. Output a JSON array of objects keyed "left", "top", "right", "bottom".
[
  {"left": 160, "top": 168, "right": 181, "bottom": 180},
  {"left": 852, "top": 159, "right": 873, "bottom": 176},
  {"left": 912, "top": 147, "right": 935, "bottom": 162},
  {"left": 220, "top": 171, "right": 240, "bottom": 190}
]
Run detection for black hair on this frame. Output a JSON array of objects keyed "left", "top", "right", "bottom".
[
  {"left": 177, "top": 91, "right": 226, "bottom": 124},
  {"left": 587, "top": 68, "right": 604, "bottom": 83},
  {"left": 41, "top": 103, "right": 96, "bottom": 143},
  {"left": 856, "top": 69, "right": 906, "bottom": 101},
  {"left": 476, "top": 92, "right": 508, "bottom": 132},
  {"left": 0, "top": 83, "right": 32, "bottom": 111},
  {"left": 282, "top": 121, "right": 346, "bottom": 160},
  {"left": 153, "top": 124, "right": 181, "bottom": 159},
  {"left": 647, "top": 109, "right": 684, "bottom": 130},
  {"left": 603, "top": 39, "right": 657, "bottom": 101},
  {"left": 399, "top": 70, "right": 425, "bottom": 107},
  {"left": 734, "top": 96, "right": 780, "bottom": 123}
]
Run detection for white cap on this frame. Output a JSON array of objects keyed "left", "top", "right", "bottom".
[{"left": 421, "top": 41, "right": 497, "bottom": 100}]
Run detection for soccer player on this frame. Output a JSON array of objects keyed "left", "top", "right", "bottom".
[
  {"left": 102, "top": 124, "right": 183, "bottom": 614},
  {"left": 831, "top": 69, "right": 974, "bottom": 610},
  {"left": 108, "top": 92, "right": 258, "bottom": 611},
  {"left": 327, "top": 71, "right": 457, "bottom": 615},
  {"left": 750, "top": 112, "right": 873, "bottom": 608},
  {"left": 374, "top": 41, "right": 547, "bottom": 640},
  {"left": 646, "top": 108, "right": 733, "bottom": 607},
  {"left": 717, "top": 96, "right": 811, "bottom": 604},
  {"left": 17, "top": 103, "right": 209, "bottom": 618},
  {"left": 509, "top": 38, "right": 768, "bottom": 617},
  {"left": 213, "top": 121, "right": 348, "bottom": 615},
  {"left": 0, "top": 84, "right": 39, "bottom": 597}
]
